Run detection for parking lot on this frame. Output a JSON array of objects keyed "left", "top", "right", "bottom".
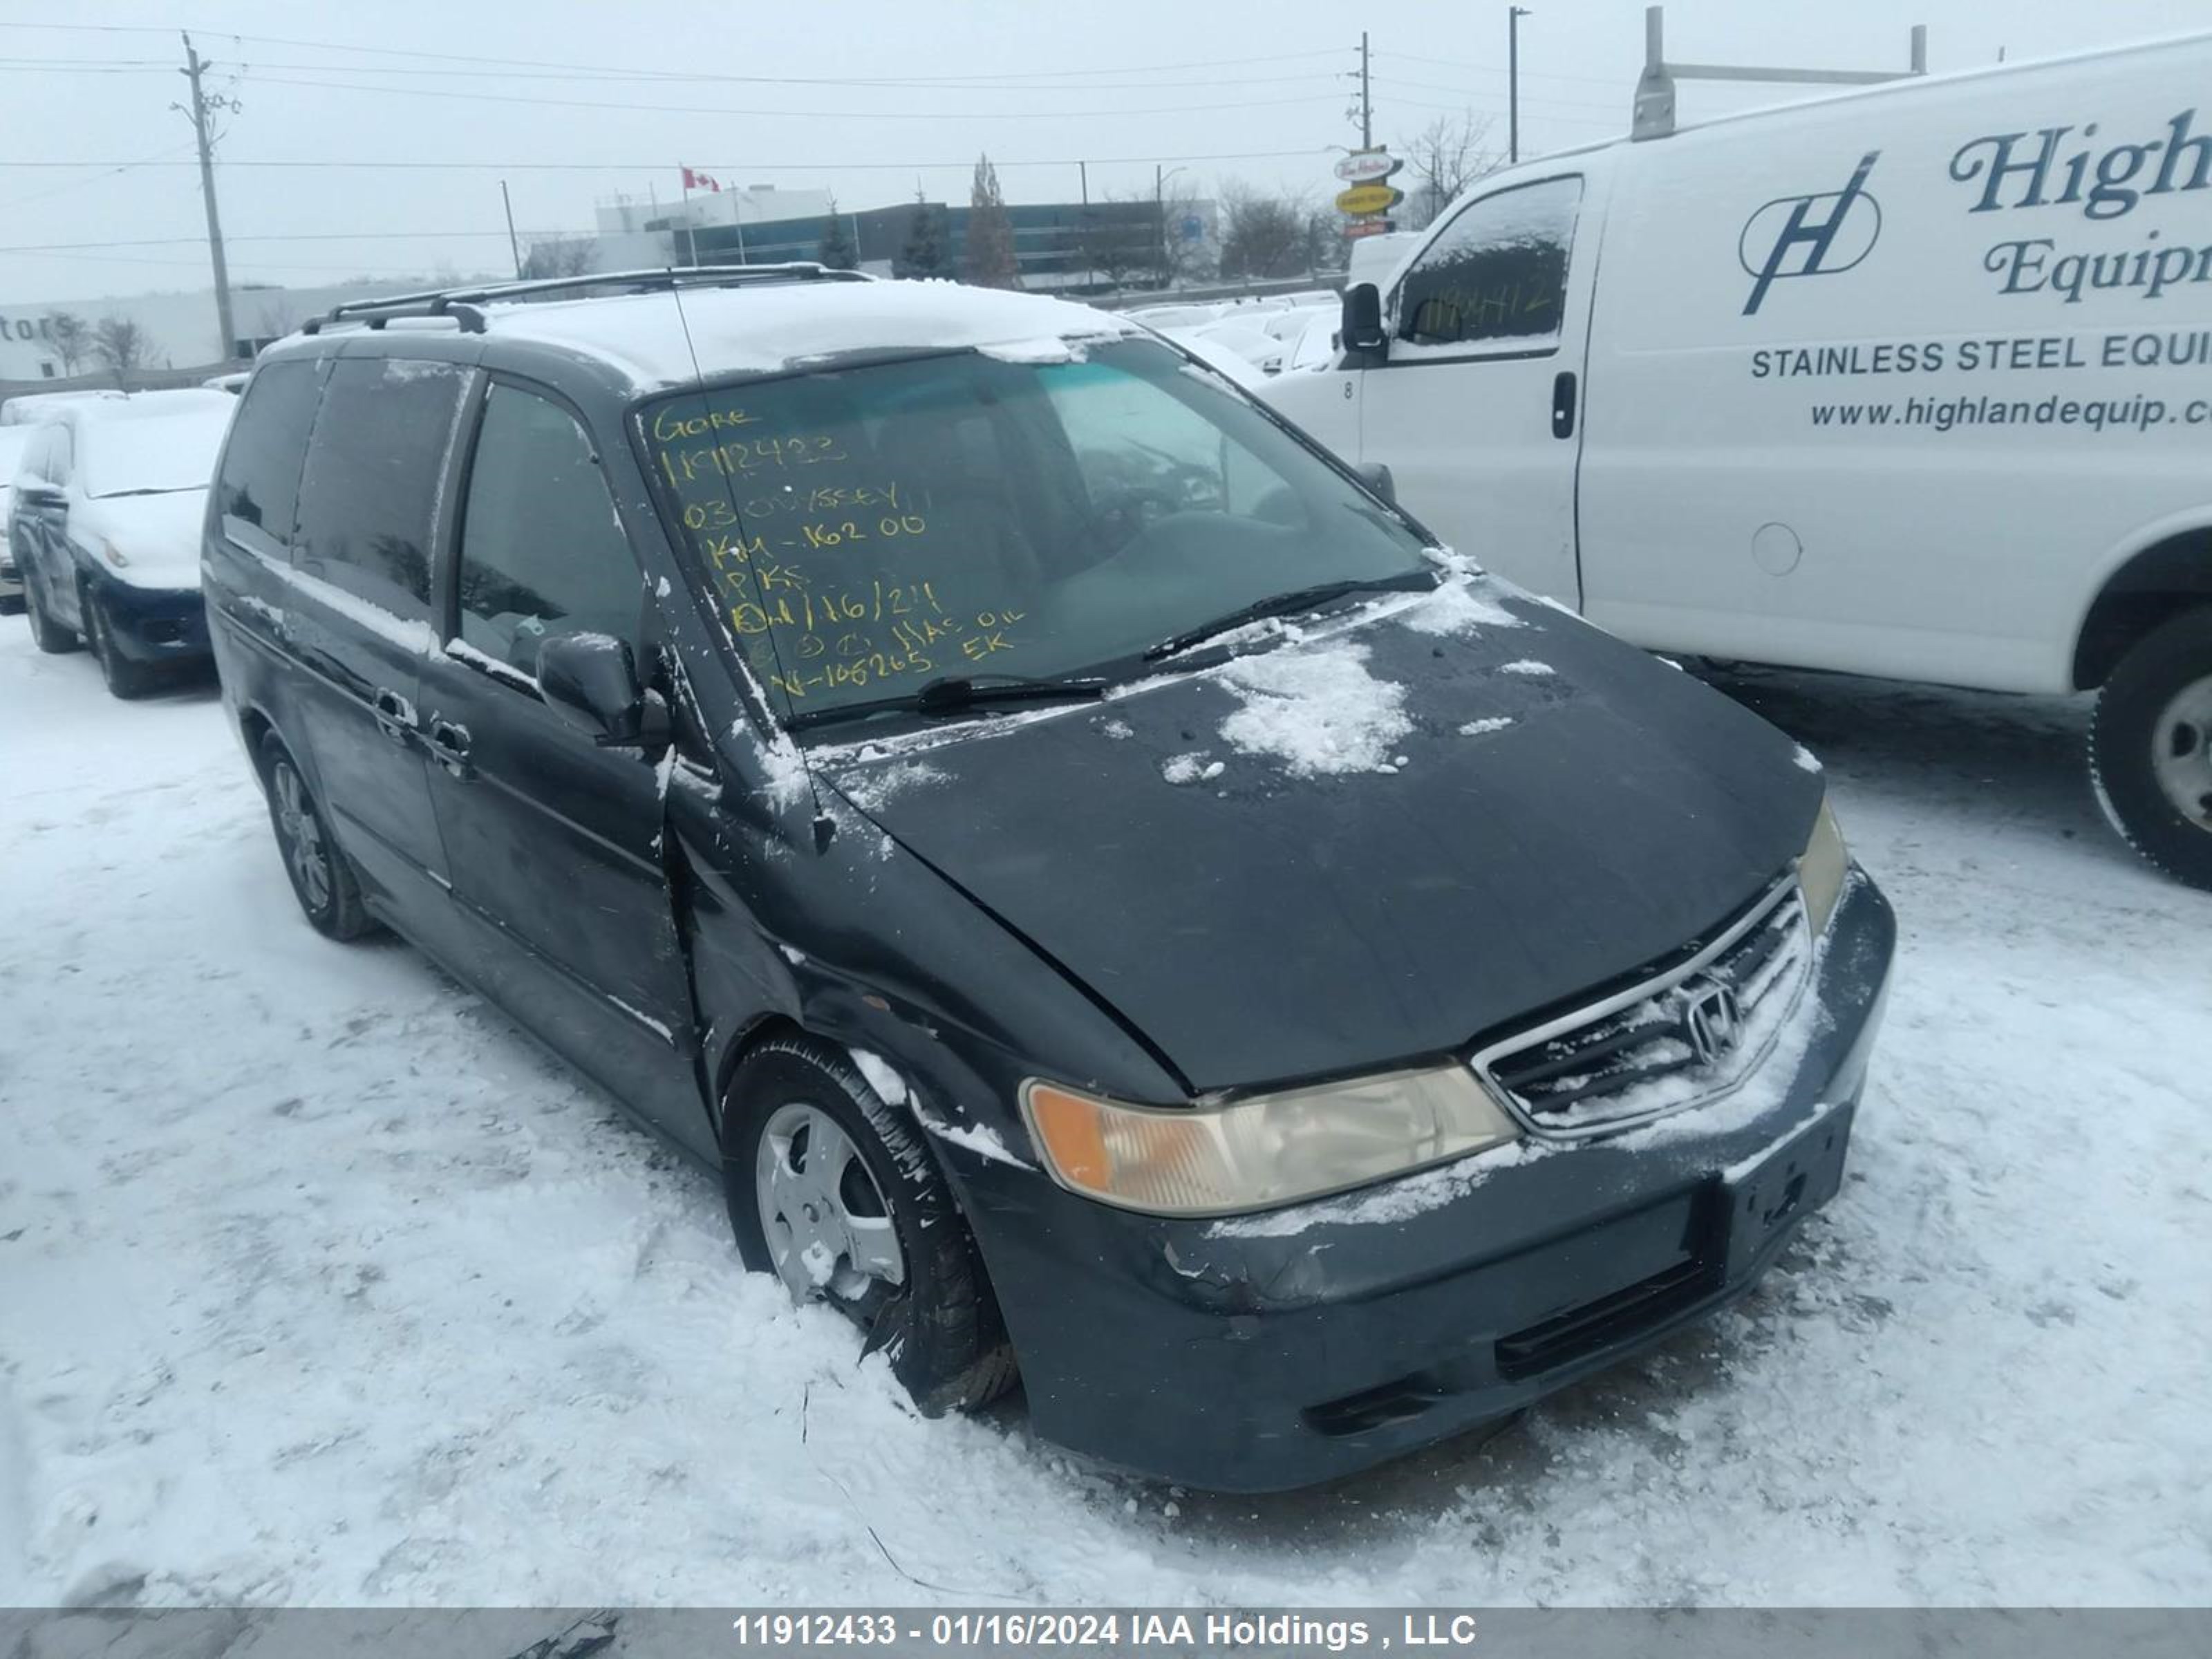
[{"left": 1, "top": 626, "right": 2206, "bottom": 1606}]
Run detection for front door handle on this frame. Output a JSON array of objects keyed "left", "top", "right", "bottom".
[
  {"left": 428, "top": 719, "right": 473, "bottom": 779},
  {"left": 1551, "top": 371, "right": 1578, "bottom": 440},
  {"left": 371, "top": 688, "right": 415, "bottom": 744}
]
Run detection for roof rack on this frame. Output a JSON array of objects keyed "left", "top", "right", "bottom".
[{"left": 301, "top": 263, "right": 872, "bottom": 335}]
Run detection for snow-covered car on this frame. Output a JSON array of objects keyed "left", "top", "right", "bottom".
[
  {"left": 0, "top": 424, "right": 30, "bottom": 612},
  {"left": 9, "top": 391, "right": 236, "bottom": 695},
  {"left": 200, "top": 267, "right": 1893, "bottom": 1491},
  {"left": 0, "top": 388, "right": 127, "bottom": 427}
]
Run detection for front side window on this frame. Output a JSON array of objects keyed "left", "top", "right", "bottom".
[
  {"left": 292, "top": 357, "right": 467, "bottom": 615},
  {"left": 644, "top": 339, "right": 1431, "bottom": 727},
  {"left": 455, "top": 384, "right": 641, "bottom": 678},
  {"left": 1394, "top": 176, "right": 1583, "bottom": 352},
  {"left": 216, "top": 359, "right": 321, "bottom": 556}
]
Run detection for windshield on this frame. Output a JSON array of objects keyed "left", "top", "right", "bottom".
[
  {"left": 79, "top": 409, "right": 233, "bottom": 500},
  {"left": 642, "top": 338, "right": 1432, "bottom": 727}
]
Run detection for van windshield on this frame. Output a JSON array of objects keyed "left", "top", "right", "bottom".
[{"left": 641, "top": 339, "right": 1432, "bottom": 728}]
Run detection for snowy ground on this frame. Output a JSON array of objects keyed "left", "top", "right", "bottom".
[{"left": 1, "top": 625, "right": 2206, "bottom": 1608}]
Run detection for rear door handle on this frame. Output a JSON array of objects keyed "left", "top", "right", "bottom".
[
  {"left": 1551, "top": 371, "right": 1578, "bottom": 440},
  {"left": 428, "top": 719, "right": 472, "bottom": 779},
  {"left": 371, "top": 688, "right": 415, "bottom": 744}
]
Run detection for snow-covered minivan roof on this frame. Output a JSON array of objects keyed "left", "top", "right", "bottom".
[{"left": 474, "top": 279, "right": 1144, "bottom": 394}]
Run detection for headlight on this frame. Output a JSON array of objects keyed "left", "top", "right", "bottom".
[
  {"left": 1799, "top": 797, "right": 1850, "bottom": 935},
  {"left": 99, "top": 540, "right": 130, "bottom": 569},
  {"left": 1021, "top": 1066, "right": 1521, "bottom": 1217}
]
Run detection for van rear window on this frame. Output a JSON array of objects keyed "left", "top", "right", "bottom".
[
  {"left": 291, "top": 357, "right": 467, "bottom": 614},
  {"left": 216, "top": 360, "right": 321, "bottom": 559}
]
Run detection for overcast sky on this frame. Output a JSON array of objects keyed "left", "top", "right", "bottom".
[{"left": 3, "top": 0, "right": 2208, "bottom": 305}]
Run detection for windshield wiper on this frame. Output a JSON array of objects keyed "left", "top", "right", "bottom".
[
  {"left": 1141, "top": 570, "right": 1437, "bottom": 662},
  {"left": 785, "top": 673, "right": 1106, "bottom": 732}
]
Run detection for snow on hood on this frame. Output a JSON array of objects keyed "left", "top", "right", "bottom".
[
  {"left": 73, "top": 489, "right": 207, "bottom": 590},
  {"left": 485, "top": 279, "right": 1142, "bottom": 391}
]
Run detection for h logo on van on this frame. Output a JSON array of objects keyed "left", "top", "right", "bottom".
[{"left": 1738, "top": 151, "right": 1884, "bottom": 316}]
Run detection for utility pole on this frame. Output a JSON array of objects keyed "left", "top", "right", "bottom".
[
  {"left": 178, "top": 33, "right": 236, "bottom": 362},
  {"left": 1359, "top": 31, "right": 1373, "bottom": 149},
  {"left": 500, "top": 180, "right": 523, "bottom": 279},
  {"left": 1509, "top": 8, "right": 1530, "bottom": 165}
]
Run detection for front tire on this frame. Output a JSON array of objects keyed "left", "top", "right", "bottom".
[
  {"left": 21, "top": 567, "right": 79, "bottom": 654},
  {"left": 84, "top": 592, "right": 159, "bottom": 699},
  {"left": 724, "top": 1035, "right": 1018, "bottom": 1414},
  {"left": 259, "top": 733, "right": 373, "bottom": 939},
  {"left": 2090, "top": 606, "right": 2212, "bottom": 891}
]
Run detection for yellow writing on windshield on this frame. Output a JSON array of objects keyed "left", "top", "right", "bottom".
[{"left": 653, "top": 406, "right": 1033, "bottom": 701}]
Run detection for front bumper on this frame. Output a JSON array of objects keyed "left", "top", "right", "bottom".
[
  {"left": 949, "top": 872, "right": 1896, "bottom": 1492},
  {"left": 89, "top": 574, "right": 209, "bottom": 664}
]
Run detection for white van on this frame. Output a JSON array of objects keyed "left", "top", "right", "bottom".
[{"left": 1264, "top": 32, "right": 2212, "bottom": 888}]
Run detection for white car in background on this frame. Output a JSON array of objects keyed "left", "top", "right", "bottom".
[
  {"left": 0, "top": 424, "right": 31, "bottom": 612},
  {"left": 0, "top": 389, "right": 128, "bottom": 427},
  {"left": 8, "top": 390, "right": 236, "bottom": 697}
]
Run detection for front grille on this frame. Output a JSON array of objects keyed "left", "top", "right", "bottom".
[{"left": 1473, "top": 879, "right": 1812, "bottom": 1139}]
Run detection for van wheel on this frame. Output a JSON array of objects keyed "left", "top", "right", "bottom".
[
  {"left": 2090, "top": 607, "right": 2212, "bottom": 891},
  {"left": 723, "top": 1035, "right": 1018, "bottom": 1415},
  {"left": 84, "top": 594, "right": 158, "bottom": 699},
  {"left": 259, "top": 733, "right": 373, "bottom": 939},
  {"left": 22, "top": 568, "right": 78, "bottom": 654}
]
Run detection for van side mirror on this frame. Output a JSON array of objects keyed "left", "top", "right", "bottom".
[
  {"left": 537, "top": 633, "right": 669, "bottom": 751},
  {"left": 15, "top": 481, "right": 63, "bottom": 509},
  {"left": 1342, "top": 283, "right": 1388, "bottom": 359},
  {"left": 1356, "top": 462, "right": 1398, "bottom": 507}
]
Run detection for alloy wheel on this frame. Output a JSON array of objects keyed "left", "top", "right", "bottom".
[{"left": 271, "top": 760, "right": 333, "bottom": 913}]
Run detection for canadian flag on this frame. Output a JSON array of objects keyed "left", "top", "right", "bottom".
[{"left": 682, "top": 166, "right": 722, "bottom": 194}]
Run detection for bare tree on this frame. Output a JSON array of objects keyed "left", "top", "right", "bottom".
[
  {"left": 1218, "top": 182, "right": 1315, "bottom": 281},
  {"left": 520, "top": 234, "right": 597, "bottom": 280},
  {"left": 1397, "top": 113, "right": 1502, "bottom": 230},
  {"left": 1154, "top": 181, "right": 1214, "bottom": 286},
  {"left": 44, "top": 311, "right": 90, "bottom": 375},
  {"left": 93, "top": 316, "right": 149, "bottom": 386}
]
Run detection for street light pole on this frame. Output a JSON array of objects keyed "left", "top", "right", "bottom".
[
  {"left": 1509, "top": 7, "right": 1531, "bottom": 165},
  {"left": 1154, "top": 164, "right": 1185, "bottom": 288}
]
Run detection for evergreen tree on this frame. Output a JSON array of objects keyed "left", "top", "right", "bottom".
[
  {"left": 897, "top": 195, "right": 949, "bottom": 279},
  {"left": 816, "top": 198, "right": 859, "bottom": 271},
  {"left": 961, "top": 154, "right": 1022, "bottom": 290}
]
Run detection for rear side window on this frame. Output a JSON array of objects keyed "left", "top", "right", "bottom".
[
  {"left": 455, "top": 384, "right": 641, "bottom": 678},
  {"left": 1394, "top": 176, "right": 1583, "bottom": 352},
  {"left": 292, "top": 357, "right": 467, "bottom": 616},
  {"left": 216, "top": 359, "right": 321, "bottom": 558}
]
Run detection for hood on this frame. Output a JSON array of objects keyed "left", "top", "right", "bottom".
[
  {"left": 818, "top": 583, "right": 1824, "bottom": 1095},
  {"left": 74, "top": 489, "right": 207, "bottom": 590}
]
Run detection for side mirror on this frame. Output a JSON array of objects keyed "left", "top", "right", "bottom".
[
  {"left": 1342, "top": 282, "right": 1388, "bottom": 357},
  {"left": 16, "top": 481, "right": 62, "bottom": 509},
  {"left": 1356, "top": 462, "right": 1398, "bottom": 507},
  {"left": 537, "top": 633, "right": 669, "bottom": 751}
]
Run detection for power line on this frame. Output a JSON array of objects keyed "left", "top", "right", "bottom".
[
  {"left": 236, "top": 71, "right": 1349, "bottom": 120},
  {"left": 1373, "top": 48, "right": 1620, "bottom": 88},
  {"left": 0, "top": 24, "right": 1350, "bottom": 84},
  {"left": 1, "top": 148, "right": 1331, "bottom": 173},
  {"left": 0, "top": 55, "right": 1358, "bottom": 93}
]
